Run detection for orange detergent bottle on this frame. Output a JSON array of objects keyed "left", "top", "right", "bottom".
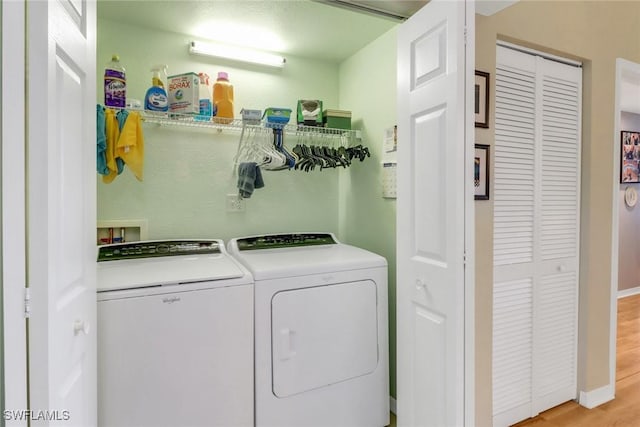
[{"left": 213, "top": 71, "right": 234, "bottom": 124}]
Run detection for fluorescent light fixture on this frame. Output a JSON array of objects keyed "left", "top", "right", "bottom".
[{"left": 189, "top": 41, "right": 286, "bottom": 68}]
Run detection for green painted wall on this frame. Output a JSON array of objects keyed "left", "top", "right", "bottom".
[
  {"left": 338, "top": 27, "right": 398, "bottom": 398},
  {"left": 97, "top": 18, "right": 342, "bottom": 241},
  {"left": 98, "top": 15, "right": 399, "bottom": 402}
]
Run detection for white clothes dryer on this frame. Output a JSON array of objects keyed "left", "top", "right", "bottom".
[
  {"left": 227, "top": 233, "right": 389, "bottom": 427},
  {"left": 97, "top": 240, "right": 254, "bottom": 427}
]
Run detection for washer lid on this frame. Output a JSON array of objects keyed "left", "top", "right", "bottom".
[
  {"left": 97, "top": 240, "right": 248, "bottom": 292},
  {"left": 97, "top": 240, "right": 223, "bottom": 262}
]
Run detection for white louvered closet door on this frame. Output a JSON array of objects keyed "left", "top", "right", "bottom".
[{"left": 492, "top": 45, "right": 582, "bottom": 427}]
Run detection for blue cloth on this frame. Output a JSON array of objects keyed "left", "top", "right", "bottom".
[
  {"left": 237, "top": 162, "right": 265, "bottom": 198},
  {"left": 116, "top": 108, "right": 129, "bottom": 130},
  {"left": 96, "top": 105, "right": 109, "bottom": 175}
]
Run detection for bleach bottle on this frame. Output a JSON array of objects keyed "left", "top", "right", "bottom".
[
  {"left": 195, "top": 72, "right": 213, "bottom": 121},
  {"left": 144, "top": 65, "right": 168, "bottom": 114},
  {"left": 213, "top": 71, "right": 234, "bottom": 124},
  {"left": 104, "top": 54, "right": 126, "bottom": 108}
]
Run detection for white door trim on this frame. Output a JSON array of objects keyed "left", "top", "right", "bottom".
[
  {"left": 2, "top": 2, "right": 29, "bottom": 424},
  {"left": 464, "top": 2, "right": 476, "bottom": 425},
  {"left": 496, "top": 41, "right": 582, "bottom": 67},
  {"left": 610, "top": 58, "right": 640, "bottom": 396}
]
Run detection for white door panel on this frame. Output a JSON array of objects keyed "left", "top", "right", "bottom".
[
  {"left": 411, "top": 306, "right": 447, "bottom": 426},
  {"left": 28, "top": 0, "right": 97, "bottom": 425},
  {"left": 412, "top": 107, "right": 448, "bottom": 264},
  {"left": 397, "top": 1, "right": 474, "bottom": 426}
]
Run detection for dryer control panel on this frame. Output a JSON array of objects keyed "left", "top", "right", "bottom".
[
  {"left": 235, "top": 233, "right": 337, "bottom": 251},
  {"left": 98, "top": 240, "right": 221, "bottom": 261}
]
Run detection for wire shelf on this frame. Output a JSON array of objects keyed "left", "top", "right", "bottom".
[{"left": 140, "top": 111, "right": 361, "bottom": 143}]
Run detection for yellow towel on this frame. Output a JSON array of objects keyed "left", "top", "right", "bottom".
[
  {"left": 102, "top": 109, "right": 121, "bottom": 184},
  {"left": 116, "top": 111, "right": 144, "bottom": 181}
]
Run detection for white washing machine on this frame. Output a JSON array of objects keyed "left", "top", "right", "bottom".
[
  {"left": 227, "top": 233, "right": 389, "bottom": 427},
  {"left": 97, "top": 239, "right": 254, "bottom": 427}
]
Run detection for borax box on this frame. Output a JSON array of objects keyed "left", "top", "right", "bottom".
[{"left": 168, "top": 73, "right": 199, "bottom": 114}]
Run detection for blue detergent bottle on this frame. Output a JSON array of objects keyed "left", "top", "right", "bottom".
[
  {"left": 144, "top": 65, "right": 168, "bottom": 114},
  {"left": 195, "top": 72, "right": 213, "bottom": 121}
]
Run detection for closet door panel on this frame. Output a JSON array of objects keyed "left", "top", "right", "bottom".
[
  {"left": 540, "top": 66, "right": 582, "bottom": 263},
  {"left": 493, "top": 46, "right": 581, "bottom": 427},
  {"left": 534, "top": 270, "right": 578, "bottom": 412},
  {"left": 493, "top": 52, "right": 538, "bottom": 425},
  {"left": 534, "top": 57, "right": 582, "bottom": 414},
  {"left": 494, "top": 64, "right": 536, "bottom": 268},
  {"left": 492, "top": 277, "right": 533, "bottom": 426}
]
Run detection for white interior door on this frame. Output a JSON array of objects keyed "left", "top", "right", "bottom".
[
  {"left": 396, "top": 1, "right": 474, "bottom": 426},
  {"left": 27, "top": 1, "right": 97, "bottom": 425}
]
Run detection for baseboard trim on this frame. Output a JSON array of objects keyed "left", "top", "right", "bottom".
[
  {"left": 578, "top": 384, "right": 614, "bottom": 409},
  {"left": 618, "top": 286, "right": 640, "bottom": 299},
  {"left": 390, "top": 396, "right": 397, "bottom": 414}
]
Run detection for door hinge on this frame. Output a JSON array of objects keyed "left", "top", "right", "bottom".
[
  {"left": 464, "top": 27, "right": 467, "bottom": 46},
  {"left": 463, "top": 252, "right": 467, "bottom": 266},
  {"left": 24, "top": 287, "right": 31, "bottom": 319}
]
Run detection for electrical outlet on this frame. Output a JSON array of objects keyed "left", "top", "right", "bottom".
[{"left": 226, "top": 194, "right": 245, "bottom": 212}]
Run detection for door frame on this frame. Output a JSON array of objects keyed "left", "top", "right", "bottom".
[
  {"left": 2, "top": 1, "right": 29, "bottom": 422},
  {"left": 464, "top": 3, "right": 476, "bottom": 424},
  {"left": 610, "top": 58, "right": 640, "bottom": 396}
]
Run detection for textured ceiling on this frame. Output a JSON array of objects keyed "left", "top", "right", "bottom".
[
  {"left": 97, "top": 0, "right": 519, "bottom": 62},
  {"left": 97, "top": 0, "right": 399, "bottom": 63}
]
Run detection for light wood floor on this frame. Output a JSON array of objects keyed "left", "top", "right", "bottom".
[
  {"left": 514, "top": 293, "right": 640, "bottom": 427},
  {"left": 388, "top": 295, "right": 640, "bottom": 427}
]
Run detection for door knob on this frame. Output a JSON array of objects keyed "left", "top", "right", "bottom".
[
  {"left": 73, "top": 320, "right": 90, "bottom": 336},
  {"left": 415, "top": 279, "right": 427, "bottom": 290},
  {"left": 557, "top": 264, "right": 567, "bottom": 273}
]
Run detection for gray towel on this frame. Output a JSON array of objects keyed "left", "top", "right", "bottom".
[
  {"left": 237, "top": 162, "right": 264, "bottom": 198},
  {"left": 254, "top": 165, "right": 264, "bottom": 189}
]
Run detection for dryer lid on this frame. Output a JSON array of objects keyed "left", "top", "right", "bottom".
[{"left": 228, "top": 241, "right": 386, "bottom": 280}]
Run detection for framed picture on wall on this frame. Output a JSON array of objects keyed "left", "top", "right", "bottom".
[
  {"left": 475, "top": 144, "right": 490, "bottom": 200},
  {"left": 621, "top": 130, "right": 640, "bottom": 183},
  {"left": 475, "top": 70, "right": 490, "bottom": 128}
]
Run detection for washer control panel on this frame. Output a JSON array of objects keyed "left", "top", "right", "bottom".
[
  {"left": 235, "top": 233, "right": 337, "bottom": 251},
  {"left": 98, "top": 240, "right": 221, "bottom": 261}
]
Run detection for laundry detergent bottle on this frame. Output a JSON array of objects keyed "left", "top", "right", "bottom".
[
  {"left": 144, "top": 65, "right": 168, "bottom": 114},
  {"left": 213, "top": 71, "right": 234, "bottom": 124},
  {"left": 195, "top": 72, "right": 213, "bottom": 121},
  {"left": 104, "top": 54, "right": 126, "bottom": 108}
]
